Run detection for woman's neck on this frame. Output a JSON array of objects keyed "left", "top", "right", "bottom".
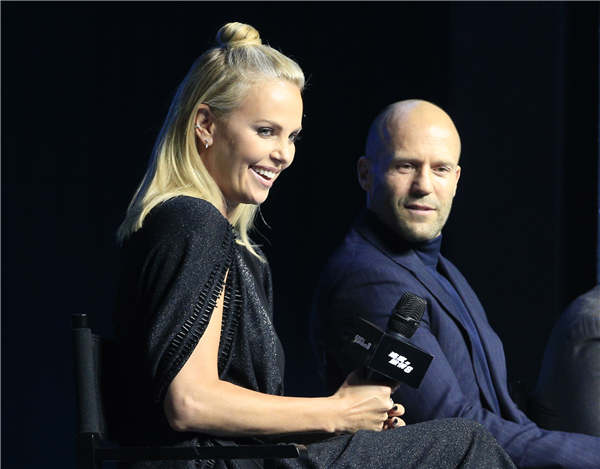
[{"left": 223, "top": 199, "right": 239, "bottom": 222}]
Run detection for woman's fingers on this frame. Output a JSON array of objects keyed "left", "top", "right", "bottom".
[
  {"left": 384, "top": 402, "right": 406, "bottom": 429},
  {"left": 383, "top": 416, "right": 406, "bottom": 430},
  {"left": 387, "top": 402, "right": 405, "bottom": 416}
]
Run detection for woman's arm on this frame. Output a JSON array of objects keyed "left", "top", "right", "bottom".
[{"left": 163, "top": 277, "right": 400, "bottom": 437}]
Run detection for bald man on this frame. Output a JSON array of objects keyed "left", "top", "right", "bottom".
[{"left": 311, "top": 100, "right": 600, "bottom": 468}]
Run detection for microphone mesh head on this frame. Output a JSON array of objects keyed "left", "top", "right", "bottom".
[{"left": 388, "top": 292, "right": 427, "bottom": 338}]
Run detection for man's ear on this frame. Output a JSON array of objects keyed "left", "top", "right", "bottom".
[
  {"left": 453, "top": 165, "right": 461, "bottom": 196},
  {"left": 195, "top": 104, "right": 216, "bottom": 147},
  {"left": 357, "top": 156, "right": 372, "bottom": 192}
]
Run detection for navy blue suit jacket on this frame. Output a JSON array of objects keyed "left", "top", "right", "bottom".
[{"left": 312, "top": 211, "right": 600, "bottom": 469}]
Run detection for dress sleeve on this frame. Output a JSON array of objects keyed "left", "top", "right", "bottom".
[{"left": 133, "top": 197, "right": 236, "bottom": 405}]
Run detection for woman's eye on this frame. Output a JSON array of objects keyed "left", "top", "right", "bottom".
[{"left": 257, "top": 127, "right": 274, "bottom": 137}]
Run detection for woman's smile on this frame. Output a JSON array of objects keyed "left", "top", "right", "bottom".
[{"left": 250, "top": 164, "right": 279, "bottom": 187}]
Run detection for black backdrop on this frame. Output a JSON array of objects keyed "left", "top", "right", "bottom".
[{"left": 2, "top": 2, "right": 598, "bottom": 467}]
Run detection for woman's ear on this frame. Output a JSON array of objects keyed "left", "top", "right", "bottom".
[{"left": 195, "top": 104, "right": 215, "bottom": 148}]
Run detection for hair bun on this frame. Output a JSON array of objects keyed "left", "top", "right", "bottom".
[{"left": 216, "top": 22, "right": 262, "bottom": 48}]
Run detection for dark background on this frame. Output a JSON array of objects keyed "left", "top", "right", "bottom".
[{"left": 2, "top": 2, "right": 598, "bottom": 467}]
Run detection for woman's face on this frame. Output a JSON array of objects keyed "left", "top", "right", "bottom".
[{"left": 202, "top": 79, "right": 303, "bottom": 215}]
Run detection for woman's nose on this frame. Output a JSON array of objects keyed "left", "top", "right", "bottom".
[{"left": 270, "top": 141, "right": 294, "bottom": 167}]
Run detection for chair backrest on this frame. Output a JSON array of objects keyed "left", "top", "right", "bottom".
[
  {"left": 72, "top": 313, "right": 106, "bottom": 436},
  {"left": 72, "top": 313, "right": 124, "bottom": 440}
]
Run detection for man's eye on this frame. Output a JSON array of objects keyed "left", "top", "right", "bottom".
[
  {"left": 257, "top": 127, "right": 274, "bottom": 137},
  {"left": 435, "top": 166, "right": 452, "bottom": 174},
  {"left": 396, "top": 163, "right": 413, "bottom": 171}
]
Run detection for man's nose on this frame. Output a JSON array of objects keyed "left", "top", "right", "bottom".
[{"left": 411, "top": 168, "right": 434, "bottom": 195}]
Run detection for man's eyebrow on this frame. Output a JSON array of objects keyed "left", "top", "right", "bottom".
[
  {"left": 431, "top": 158, "right": 458, "bottom": 167},
  {"left": 390, "top": 156, "right": 420, "bottom": 163},
  {"left": 389, "top": 156, "right": 457, "bottom": 166}
]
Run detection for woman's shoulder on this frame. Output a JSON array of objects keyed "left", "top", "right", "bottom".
[
  {"left": 151, "top": 196, "right": 224, "bottom": 223},
  {"left": 136, "top": 196, "right": 232, "bottom": 247}
]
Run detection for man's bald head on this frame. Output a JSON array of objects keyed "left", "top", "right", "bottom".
[
  {"left": 358, "top": 99, "right": 462, "bottom": 242},
  {"left": 365, "top": 100, "right": 461, "bottom": 165}
]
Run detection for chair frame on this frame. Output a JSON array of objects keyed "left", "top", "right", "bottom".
[{"left": 72, "top": 313, "right": 304, "bottom": 468}]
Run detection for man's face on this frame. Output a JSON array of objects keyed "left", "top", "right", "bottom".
[{"left": 361, "top": 111, "right": 461, "bottom": 243}]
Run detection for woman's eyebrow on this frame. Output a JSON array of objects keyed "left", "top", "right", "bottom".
[
  {"left": 254, "top": 120, "right": 282, "bottom": 129},
  {"left": 255, "top": 120, "right": 303, "bottom": 134}
]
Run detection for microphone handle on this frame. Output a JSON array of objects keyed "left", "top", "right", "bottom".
[{"left": 364, "top": 367, "right": 397, "bottom": 387}]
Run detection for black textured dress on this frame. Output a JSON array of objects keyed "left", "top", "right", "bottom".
[{"left": 113, "top": 196, "right": 516, "bottom": 469}]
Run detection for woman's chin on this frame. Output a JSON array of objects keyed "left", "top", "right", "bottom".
[
  {"left": 230, "top": 190, "right": 270, "bottom": 207},
  {"left": 248, "top": 185, "right": 272, "bottom": 204}
]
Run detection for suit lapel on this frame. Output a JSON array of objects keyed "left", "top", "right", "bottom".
[
  {"left": 438, "top": 257, "right": 506, "bottom": 409},
  {"left": 438, "top": 257, "right": 490, "bottom": 337}
]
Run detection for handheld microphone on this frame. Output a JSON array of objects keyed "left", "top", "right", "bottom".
[
  {"left": 344, "top": 292, "right": 433, "bottom": 388},
  {"left": 387, "top": 292, "right": 427, "bottom": 340}
]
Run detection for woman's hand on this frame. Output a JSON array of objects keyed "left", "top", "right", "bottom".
[{"left": 331, "top": 371, "right": 405, "bottom": 433}]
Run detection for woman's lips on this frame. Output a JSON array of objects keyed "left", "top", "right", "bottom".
[{"left": 250, "top": 165, "right": 278, "bottom": 188}]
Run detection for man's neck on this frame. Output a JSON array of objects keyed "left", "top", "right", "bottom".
[{"left": 364, "top": 209, "right": 443, "bottom": 262}]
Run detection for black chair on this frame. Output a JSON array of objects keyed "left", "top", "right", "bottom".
[{"left": 72, "top": 313, "right": 305, "bottom": 468}]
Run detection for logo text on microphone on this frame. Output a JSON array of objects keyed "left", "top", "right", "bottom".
[
  {"left": 352, "top": 334, "right": 372, "bottom": 350},
  {"left": 388, "top": 352, "right": 414, "bottom": 373}
]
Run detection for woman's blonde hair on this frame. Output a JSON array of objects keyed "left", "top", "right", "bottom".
[{"left": 116, "top": 22, "right": 305, "bottom": 258}]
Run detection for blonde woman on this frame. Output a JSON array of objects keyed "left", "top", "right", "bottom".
[{"left": 113, "top": 22, "right": 516, "bottom": 469}]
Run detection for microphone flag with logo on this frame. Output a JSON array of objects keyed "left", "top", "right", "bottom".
[{"left": 345, "top": 292, "right": 434, "bottom": 388}]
